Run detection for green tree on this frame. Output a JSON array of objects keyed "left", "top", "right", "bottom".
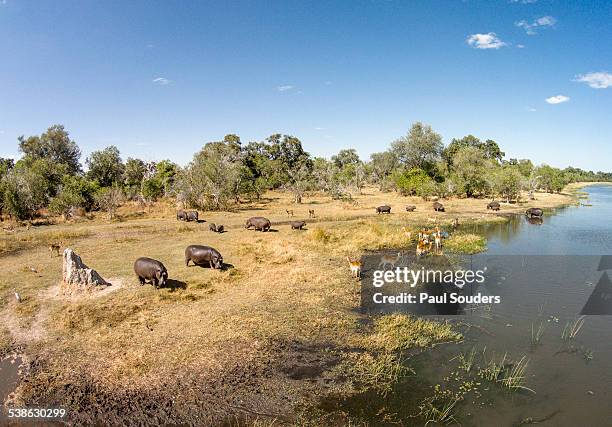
[
  {"left": 394, "top": 168, "right": 434, "bottom": 198},
  {"left": 124, "top": 158, "right": 146, "bottom": 191},
  {"left": 49, "top": 175, "right": 98, "bottom": 217},
  {"left": 451, "top": 146, "right": 495, "bottom": 197},
  {"left": 391, "top": 122, "right": 443, "bottom": 173},
  {"left": 86, "top": 146, "right": 125, "bottom": 187},
  {"left": 332, "top": 149, "right": 360, "bottom": 169},
  {"left": 369, "top": 151, "right": 399, "bottom": 191},
  {"left": 493, "top": 167, "right": 524, "bottom": 202},
  {"left": 18, "top": 124, "right": 82, "bottom": 175},
  {"left": 179, "top": 141, "right": 244, "bottom": 210}
]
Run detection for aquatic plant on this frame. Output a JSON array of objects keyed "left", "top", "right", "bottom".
[
  {"left": 456, "top": 346, "right": 477, "bottom": 372},
  {"left": 561, "top": 316, "right": 586, "bottom": 341},
  {"left": 444, "top": 233, "right": 487, "bottom": 254},
  {"left": 530, "top": 321, "right": 547, "bottom": 347},
  {"left": 478, "top": 351, "right": 534, "bottom": 393},
  {"left": 500, "top": 355, "right": 534, "bottom": 393},
  {"left": 421, "top": 397, "right": 460, "bottom": 426}
]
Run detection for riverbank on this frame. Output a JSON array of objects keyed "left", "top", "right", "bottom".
[{"left": 0, "top": 187, "right": 580, "bottom": 424}]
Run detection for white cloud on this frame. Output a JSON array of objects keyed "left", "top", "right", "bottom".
[
  {"left": 527, "top": 107, "right": 537, "bottom": 112},
  {"left": 466, "top": 33, "right": 507, "bottom": 49},
  {"left": 516, "top": 16, "right": 556, "bottom": 35},
  {"left": 510, "top": 0, "right": 538, "bottom": 3},
  {"left": 545, "top": 95, "right": 570, "bottom": 104},
  {"left": 574, "top": 72, "right": 612, "bottom": 89},
  {"left": 516, "top": 44, "right": 526, "bottom": 48},
  {"left": 314, "top": 127, "right": 325, "bottom": 131},
  {"left": 277, "top": 85, "right": 294, "bottom": 92},
  {"left": 152, "top": 77, "right": 171, "bottom": 85}
]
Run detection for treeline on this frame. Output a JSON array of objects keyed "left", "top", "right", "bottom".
[{"left": 1, "top": 123, "right": 610, "bottom": 220}]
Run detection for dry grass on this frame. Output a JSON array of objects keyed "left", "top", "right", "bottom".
[{"left": 0, "top": 187, "right": 573, "bottom": 422}]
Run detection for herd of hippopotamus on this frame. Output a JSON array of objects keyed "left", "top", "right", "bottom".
[
  {"left": 376, "top": 201, "right": 544, "bottom": 218},
  {"left": 135, "top": 203, "right": 545, "bottom": 289},
  {"left": 133, "top": 215, "right": 307, "bottom": 289}
]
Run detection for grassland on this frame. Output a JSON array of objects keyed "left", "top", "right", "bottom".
[{"left": 0, "top": 187, "right": 575, "bottom": 424}]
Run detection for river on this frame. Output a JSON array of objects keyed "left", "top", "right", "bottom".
[{"left": 333, "top": 184, "right": 612, "bottom": 426}]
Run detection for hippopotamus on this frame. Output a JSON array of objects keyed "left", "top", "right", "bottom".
[
  {"left": 245, "top": 216, "right": 271, "bottom": 231},
  {"left": 134, "top": 257, "right": 168, "bottom": 289},
  {"left": 487, "top": 201, "right": 501, "bottom": 211},
  {"left": 405, "top": 205, "right": 416, "bottom": 212},
  {"left": 525, "top": 207, "right": 543, "bottom": 218},
  {"left": 376, "top": 205, "right": 391, "bottom": 214},
  {"left": 433, "top": 202, "right": 445, "bottom": 212},
  {"left": 177, "top": 210, "right": 187, "bottom": 221},
  {"left": 209, "top": 223, "right": 217, "bottom": 232},
  {"left": 185, "top": 245, "right": 223, "bottom": 269},
  {"left": 216, "top": 225, "right": 224, "bottom": 233},
  {"left": 291, "top": 220, "right": 306, "bottom": 230},
  {"left": 186, "top": 210, "right": 199, "bottom": 222}
]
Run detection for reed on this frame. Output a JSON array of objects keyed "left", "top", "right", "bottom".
[{"left": 561, "top": 316, "right": 586, "bottom": 341}]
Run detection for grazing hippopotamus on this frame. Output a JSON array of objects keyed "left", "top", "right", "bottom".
[
  {"left": 291, "top": 220, "right": 306, "bottom": 230},
  {"left": 376, "top": 205, "right": 391, "bottom": 214},
  {"left": 405, "top": 205, "right": 416, "bottom": 212},
  {"left": 245, "top": 216, "right": 271, "bottom": 231},
  {"left": 432, "top": 202, "right": 445, "bottom": 212},
  {"left": 177, "top": 210, "right": 187, "bottom": 221},
  {"left": 487, "top": 201, "right": 501, "bottom": 211},
  {"left": 186, "top": 210, "right": 199, "bottom": 222},
  {"left": 185, "top": 245, "right": 223, "bottom": 269},
  {"left": 134, "top": 257, "right": 168, "bottom": 289},
  {"left": 525, "top": 207, "right": 544, "bottom": 218}
]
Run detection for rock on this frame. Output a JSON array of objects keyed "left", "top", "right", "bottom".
[{"left": 62, "top": 248, "right": 110, "bottom": 293}]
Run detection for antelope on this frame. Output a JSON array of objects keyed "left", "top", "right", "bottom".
[
  {"left": 401, "top": 227, "right": 412, "bottom": 240},
  {"left": 286, "top": 209, "right": 294, "bottom": 217},
  {"left": 308, "top": 209, "right": 315, "bottom": 218},
  {"left": 49, "top": 242, "right": 62, "bottom": 257},
  {"left": 379, "top": 252, "right": 402, "bottom": 269},
  {"left": 416, "top": 238, "right": 432, "bottom": 257},
  {"left": 433, "top": 227, "right": 443, "bottom": 255},
  {"left": 451, "top": 218, "right": 459, "bottom": 230},
  {"left": 347, "top": 257, "right": 362, "bottom": 278}
]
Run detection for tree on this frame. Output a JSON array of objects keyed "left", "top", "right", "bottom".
[
  {"left": 391, "top": 122, "right": 443, "bottom": 173},
  {"left": 369, "top": 151, "right": 399, "bottom": 191},
  {"left": 451, "top": 146, "right": 494, "bottom": 197},
  {"left": 123, "top": 158, "right": 146, "bottom": 194},
  {"left": 536, "top": 165, "right": 565, "bottom": 193},
  {"left": 179, "top": 141, "right": 244, "bottom": 210},
  {"left": 0, "top": 158, "right": 15, "bottom": 217},
  {"left": 443, "top": 135, "right": 505, "bottom": 167},
  {"left": 332, "top": 149, "right": 360, "bottom": 169},
  {"left": 394, "top": 168, "right": 435, "bottom": 199},
  {"left": 95, "top": 186, "right": 124, "bottom": 220},
  {"left": 285, "top": 162, "right": 313, "bottom": 203},
  {"left": 18, "top": 125, "right": 82, "bottom": 175},
  {"left": 493, "top": 167, "right": 524, "bottom": 202},
  {"left": 86, "top": 146, "right": 125, "bottom": 187},
  {"left": 49, "top": 175, "right": 98, "bottom": 217}
]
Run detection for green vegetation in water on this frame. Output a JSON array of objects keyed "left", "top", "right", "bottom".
[
  {"left": 364, "top": 314, "right": 463, "bottom": 352},
  {"left": 561, "top": 316, "right": 586, "bottom": 341},
  {"left": 530, "top": 321, "right": 547, "bottom": 348},
  {"left": 478, "top": 351, "right": 534, "bottom": 393},
  {"left": 444, "top": 233, "right": 487, "bottom": 254}
]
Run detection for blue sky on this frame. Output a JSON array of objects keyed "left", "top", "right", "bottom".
[{"left": 1, "top": 0, "right": 611, "bottom": 170}]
